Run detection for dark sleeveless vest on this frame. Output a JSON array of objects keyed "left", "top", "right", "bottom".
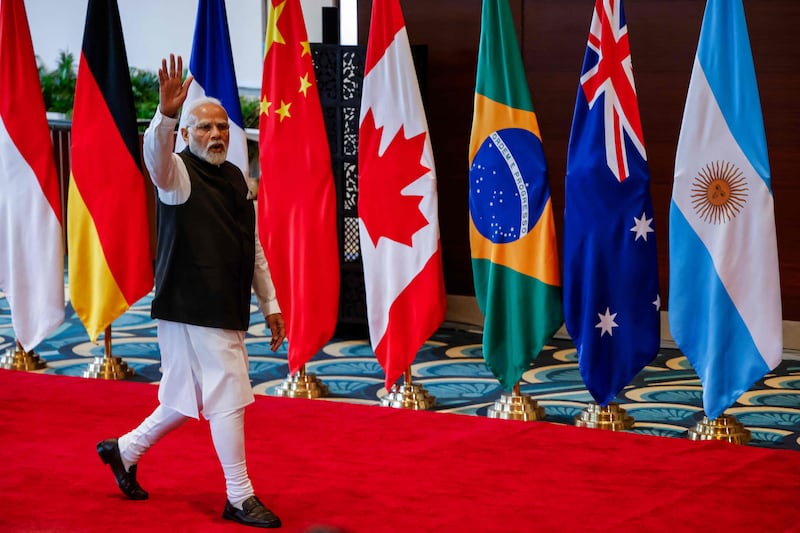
[{"left": 151, "top": 148, "right": 255, "bottom": 331}]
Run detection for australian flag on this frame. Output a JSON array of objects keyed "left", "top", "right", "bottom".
[{"left": 563, "top": 0, "right": 660, "bottom": 406}]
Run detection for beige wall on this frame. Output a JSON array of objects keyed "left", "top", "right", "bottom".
[{"left": 24, "top": 0, "right": 336, "bottom": 90}]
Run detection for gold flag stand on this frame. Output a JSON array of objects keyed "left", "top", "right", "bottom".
[
  {"left": 487, "top": 382, "right": 545, "bottom": 421},
  {"left": 380, "top": 367, "right": 435, "bottom": 410},
  {"left": 574, "top": 402, "right": 634, "bottom": 431},
  {"left": 83, "top": 326, "right": 134, "bottom": 379},
  {"left": 0, "top": 340, "right": 47, "bottom": 371},
  {"left": 273, "top": 365, "right": 329, "bottom": 398},
  {"left": 688, "top": 413, "right": 751, "bottom": 445}
]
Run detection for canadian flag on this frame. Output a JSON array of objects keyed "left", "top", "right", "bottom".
[
  {"left": 0, "top": 0, "right": 65, "bottom": 351},
  {"left": 358, "top": 0, "right": 446, "bottom": 390}
]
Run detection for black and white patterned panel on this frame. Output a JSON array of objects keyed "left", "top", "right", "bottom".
[{"left": 312, "top": 44, "right": 367, "bottom": 325}]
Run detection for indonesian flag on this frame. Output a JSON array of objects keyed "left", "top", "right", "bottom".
[
  {"left": 259, "top": 0, "right": 340, "bottom": 372},
  {"left": 68, "top": 0, "right": 152, "bottom": 342},
  {"left": 0, "top": 0, "right": 64, "bottom": 351},
  {"left": 359, "top": 0, "right": 446, "bottom": 390}
]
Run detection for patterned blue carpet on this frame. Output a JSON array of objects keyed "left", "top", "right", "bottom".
[{"left": 2, "top": 288, "right": 799, "bottom": 451}]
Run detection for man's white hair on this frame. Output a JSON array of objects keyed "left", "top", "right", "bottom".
[{"left": 183, "top": 96, "right": 226, "bottom": 127}]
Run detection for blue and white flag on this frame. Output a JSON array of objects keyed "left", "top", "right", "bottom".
[
  {"left": 176, "top": 0, "right": 248, "bottom": 178},
  {"left": 670, "top": 0, "right": 782, "bottom": 421},
  {"left": 563, "top": 0, "right": 660, "bottom": 407}
]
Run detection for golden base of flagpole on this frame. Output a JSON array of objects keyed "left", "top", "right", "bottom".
[
  {"left": 688, "top": 414, "right": 751, "bottom": 445},
  {"left": 0, "top": 343, "right": 47, "bottom": 371},
  {"left": 83, "top": 355, "right": 134, "bottom": 380},
  {"left": 487, "top": 391, "right": 545, "bottom": 421},
  {"left": 273, "top": 368, "right": 329, "bottom": 399},
  {"left": 574, "top": 402, "right": 634, "bottom": 431},
  {"left": 83, "top": 326, "right": 134, "bottom": 380},
  {"left": 381, "top": 368, "right": 435, "bottom": 410},
  {"left": 380, "top": 382, "right": 436, "bottom": 410}
]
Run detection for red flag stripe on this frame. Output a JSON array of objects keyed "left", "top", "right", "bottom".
[
  {"left": 373, "top": 247, "right": 446, "bottom": 389},
  {"left": 364, "top": 0, "right": 406, "bottom": 76}
]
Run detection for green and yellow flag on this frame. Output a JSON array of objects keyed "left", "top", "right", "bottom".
[
  {"left": 469, "top": 0, "right": 563, "bottom": 390},
  {"left": 68, "top": 0, "right": 152, "bottom": 342}
]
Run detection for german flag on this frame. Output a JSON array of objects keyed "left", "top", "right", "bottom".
[{"left": 67, "top": 0, "right": 152, "bottom": 342}]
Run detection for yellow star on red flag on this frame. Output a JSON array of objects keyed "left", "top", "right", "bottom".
[
  {"left": 265, "top": 0, "right": 286, "bottom": 56},
  {"left": 260, "top": 96, "right": 272, "bottom": 116},
  {"left": 299, "top": 73, "right": 312, "bottom": 96},
  {"left": 275, "top": 100, "right": 292, "bottom": 122}
]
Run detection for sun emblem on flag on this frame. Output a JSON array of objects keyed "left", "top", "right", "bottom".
[{"left": 690, "top": 160, "right": 749, "bottom": 224}]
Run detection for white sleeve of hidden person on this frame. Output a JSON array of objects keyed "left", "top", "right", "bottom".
[{"left": 252, "top": 213, "right": 281, "bottom": 317}]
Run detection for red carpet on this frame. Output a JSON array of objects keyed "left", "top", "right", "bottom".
[{"left": 1, "top": 369, "right": 799, "bottom": 532}]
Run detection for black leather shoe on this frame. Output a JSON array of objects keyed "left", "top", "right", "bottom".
[
  {"left": 222, "top": 496, "right": 281, "bottom": 528},
  {"left": 96, "top": 438, "right": 148, "bottom": 500}
]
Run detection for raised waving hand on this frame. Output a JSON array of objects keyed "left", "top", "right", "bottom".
[{"left": 157, "top": 54, "right": 193, "bottom": 118}]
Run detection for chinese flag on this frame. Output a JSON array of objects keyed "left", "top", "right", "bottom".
[{"left": 258, "top": 0, "right": 339, "bottom": 372}]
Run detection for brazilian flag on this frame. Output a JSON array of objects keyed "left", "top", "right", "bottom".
[{"left": 469, "top": 0, "right": 563, "bottom": 390}]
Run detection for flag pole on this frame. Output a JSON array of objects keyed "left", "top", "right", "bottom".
[
  {"left": 574, "top": 402, "right": 634, "bottom": 431},
  {"left": 380, "top": 366, "right": 435, "bottom": 410},
  {"left": 0, "top": 340, "right": 47, "bottom": 371},
  {"left": 487, "top": 380, "right": 545, "bottom": 421},
  {"left": 83, "top": 325, "right": 134, "bottom": 380},
  {"left": 273, "top": 364, "right": 329, "bottom": 399},
  {"left": 687, "top": 412, "right": 751, "bottom": 445}
]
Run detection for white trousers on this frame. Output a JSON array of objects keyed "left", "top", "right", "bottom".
[{"left": 118, "top": 405, "right": 254, "bottom": 506}]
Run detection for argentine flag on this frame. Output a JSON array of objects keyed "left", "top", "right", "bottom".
[
  {"left": 176, "top": 0, "right": 248, "bottom": 178},
  {"left": 669, "top": 0, "right": 782, "bottom": 421}
]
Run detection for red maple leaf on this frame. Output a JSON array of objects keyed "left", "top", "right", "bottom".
[{"left": 359, "top": 109, "right": 430, "bottom": 248}]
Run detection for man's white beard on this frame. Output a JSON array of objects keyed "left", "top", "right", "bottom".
[{"left": 189, "top": 136, "right": 227, "bottom": 166}]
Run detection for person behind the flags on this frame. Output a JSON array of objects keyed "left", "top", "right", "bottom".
[
  {"left": 563, "top": 0, "right": 660, "bottom": 406},
  {"left": 0, "top": 0, "right": 64, "bottom": 352},
  {"left": 468, "top": 0, "right": 563, "bottom": 391},
  {"left": 175, "top": 0, "right": 248, "bottom": 179},
  {"left": 258, "top": 0, "right": 340, "bottom": 373},
  {"left": 669, "top": 0, "right": 782, "bottom": 421},
  {"left": 359, "top": 0, "right": 446, "bottom": 390},
  {"left": 68, "top": 0, "right": 152, "bottom": 342}
]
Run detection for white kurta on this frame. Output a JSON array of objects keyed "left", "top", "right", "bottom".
[
  {"left": 143, "top": 111, "right": 280, "bottom": 419},
  {"left": 157, "top": 320, "right": 252, "bottom": 418}
]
